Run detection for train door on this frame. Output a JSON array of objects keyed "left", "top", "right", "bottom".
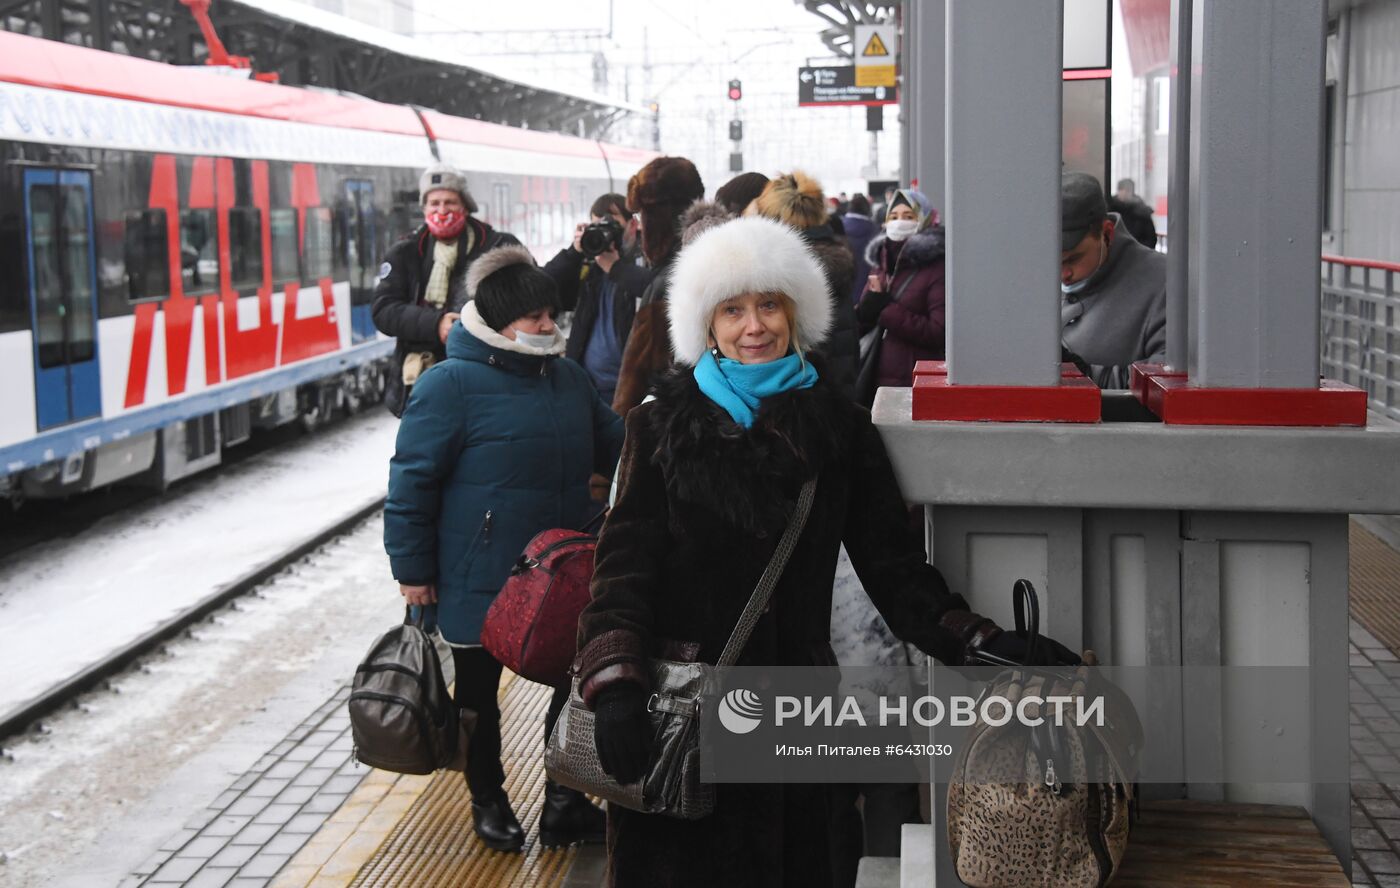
[
  {"left": 23, "top": 169, "right": 101, "bottom": 430},
  {"left": 343, "top": 179, "right": 377, "bottom": 343}
]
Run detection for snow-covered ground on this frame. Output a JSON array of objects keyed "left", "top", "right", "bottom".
[
  {"left": 0, "top": 410, "right": 399, "bottom": 725},
  {"left": 0, "top": 513, "right": 403, "bottom": 888}
]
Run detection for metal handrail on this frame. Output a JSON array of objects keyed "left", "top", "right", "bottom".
[{"left": 1321, "top": 254, "right": 1400, "bottom": 421}]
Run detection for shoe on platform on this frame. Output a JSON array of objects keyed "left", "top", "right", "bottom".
[
  {"left": 471, "top": 791, "right": 525, "bottom": 852},
  {"left": 539, "top": 779, "right": 607, "bottom": 848}
]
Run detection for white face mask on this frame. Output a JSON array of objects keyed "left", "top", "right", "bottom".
[
  {"left": 513, "top": 329, "right": 557, "bottom": 350},
  {"left": 885, "top": 219, "right": 919, "bottom": 242}
]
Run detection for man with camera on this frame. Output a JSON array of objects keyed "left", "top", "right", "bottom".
[{"left": 542, "top": 194, "right": 655, "bottom": 408}]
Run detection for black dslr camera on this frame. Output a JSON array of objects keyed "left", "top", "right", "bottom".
[{"left": 579, "top": 218, "right": 623, "bottom": 258}]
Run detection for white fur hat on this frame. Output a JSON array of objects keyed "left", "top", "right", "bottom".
[{"left": 666, "top": 216, "right": 832, "bottom": 366}]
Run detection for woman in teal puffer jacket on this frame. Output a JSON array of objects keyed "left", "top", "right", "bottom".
[{"left": 384, "top": 245, "right": 625, "bottom": 853}]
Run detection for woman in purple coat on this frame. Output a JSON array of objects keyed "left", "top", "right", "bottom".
[{"left": 855, "top": 189, "right": 946, "bottom": 391}]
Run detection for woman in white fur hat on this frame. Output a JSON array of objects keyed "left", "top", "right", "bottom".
[{"left": 571, "top": 216, "right": 1076, "bottom": 887}]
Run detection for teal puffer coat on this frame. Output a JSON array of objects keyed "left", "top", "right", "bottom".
[{"left": 384, "top": 312, "right": 625, "bottom": 645}]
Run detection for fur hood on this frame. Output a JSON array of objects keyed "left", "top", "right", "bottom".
[
  {"left": 643, "top": 360, "right": 847, "bottom": 533},
  {"left": 464, "top": 243, "right": 535, "bottom": 299},
  {"left": 678, "top": 199, "right": 734, "bottom": 246},
  {"left": 753, "top": 171, "right": 827, "bottom": 230},
  {"left": 667, "top": 216, "right": 832, "bottom": 366},
  {"left": 865, "top": 224, "right": 946, "bottom": 270}
]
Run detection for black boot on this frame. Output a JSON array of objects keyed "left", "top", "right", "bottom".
[
  {"left": 471, "top": 790, "right": 524, "bottom": 852},
  {"left": 539, "top": 780, "right": 606, "bottom": 848}
]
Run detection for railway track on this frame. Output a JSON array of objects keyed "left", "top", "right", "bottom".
[{"left": 0, "top": 495, "right": 387, "bottom": 742}]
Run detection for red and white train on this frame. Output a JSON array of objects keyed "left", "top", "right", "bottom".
[{"left": 0, "top": 31, "right": 653, "bottom": 502}]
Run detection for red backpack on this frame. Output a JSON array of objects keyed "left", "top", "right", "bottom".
[{"left": 481, "top": 525, "right": 599, "bottom": 686}]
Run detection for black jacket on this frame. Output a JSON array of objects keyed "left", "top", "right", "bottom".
[
  {"left": 1106, "top": 196, "right": 1157, "bottom": 250},
  {"left": 541, "top": 247, "right": 656, "bottom": 365},
  {"left": 800, "top": 224, "right": 860, "bottom": 398},
  {"left": 371, "top": 218, "right": 518, "bottom": 415}
]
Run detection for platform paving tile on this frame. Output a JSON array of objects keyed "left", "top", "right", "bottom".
[
  {"left": 131, "top": 689, "right": 366, "bottom": 887},
  {"left": 1352, "top": 625, "right": 1400, "bottom": 886}
]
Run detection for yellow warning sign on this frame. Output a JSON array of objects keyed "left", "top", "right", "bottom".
[
  {"left": 862, "top": 31, "right": 890, "bottom": 57},
  {"left": 853, "top": 24, "right": 897, "bottom": 88}
]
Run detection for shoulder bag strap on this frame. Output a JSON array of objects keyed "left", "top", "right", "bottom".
[{"left": 716, "top": 476, "right": 819, "bottom": 669}]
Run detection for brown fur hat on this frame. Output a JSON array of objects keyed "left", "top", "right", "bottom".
[
  {"left": 753, "top": 171, "right": 828, "bottom": 230},
  {"left": 627, "top": 156, "right": 704, "bottom": 265}
]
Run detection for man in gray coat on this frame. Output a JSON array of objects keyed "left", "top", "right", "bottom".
[{"left": 1059, "top": 172, "right": 1167, "bottom": 388}]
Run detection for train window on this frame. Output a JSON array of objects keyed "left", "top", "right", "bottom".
[
  {"left": 0, "top": 211, "right": 25, "bottom": 333},
  {"left": 270, "top": 208, "right": 298, "bottom": 284},
  {"left": 228, "top": 207, "right": 263, "bottom": 289},
  {"left": 493, "top": 183, "right": 511, "bottom": 229},
  {"left": 179, "top": 209, "right": 219, "bottom": 295},
  {"left": 123, "top": 209, "right": 169, "bottom": 302},
  {"left": 388, "top": 205, "right": 417, "bottom": 244},
  {"left": 302, "top": 208, "right": 332, "bottom": 283}
]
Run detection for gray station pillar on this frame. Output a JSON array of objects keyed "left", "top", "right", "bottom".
[
  {"left": 1186, "top": 0, "right": 1326, "bottom": 388},
  {"left": 900, "top": 0, "right": 945, "bottom": 209},
  {"left": 1164, "top": 0, "right": 1192, "bottom": 371},
  {"left": 943, "top": 0, "right": 1061, "bottom": 387}
]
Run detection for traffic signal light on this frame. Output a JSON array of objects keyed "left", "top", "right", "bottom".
[
  {"left": 729, "top": 120, "right": 743, "bottom": 141},
  {"left": 728, "top": 79, "right": 742, "bottom": 101}
]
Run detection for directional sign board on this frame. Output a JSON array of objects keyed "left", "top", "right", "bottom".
[
  {"left": 854, "top": 23, "right": 897, "bottom": 87},
  {"left": 798, "top": 66, "right": 896, "bottom": 107}
]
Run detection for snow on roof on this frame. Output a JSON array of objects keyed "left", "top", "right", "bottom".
[{"left": 227, "top": 0, "right": 650, "bottom": 116}]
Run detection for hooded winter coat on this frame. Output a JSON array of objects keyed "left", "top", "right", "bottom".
[
  {"left": 858, "top": 226, "right": 947, "bottom": 388},
  {"left": 371, "top": 218, "right": 519, "bottom": 416},
  {"left": 573, "top": 366, "right": 973, "bottom": 888},
  {"left": 383, "top": 305, "right": 625, "bottom": 645},
  {"left": 1060, "top": 214, "right": 1167, "bottom": 389}
]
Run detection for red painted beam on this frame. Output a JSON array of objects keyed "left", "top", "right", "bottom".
[
  {"left": 1137, "top": 374, "right": 1367, "bottom": 427},
  {"left": 911, "top": 364, "right": 1101, "bottom": 423}
]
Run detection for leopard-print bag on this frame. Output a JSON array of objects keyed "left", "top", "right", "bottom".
[{"left": 948, "top": 582, "right": 1142, "bottom": 888}]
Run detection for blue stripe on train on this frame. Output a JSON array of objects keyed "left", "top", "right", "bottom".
[{"left": 0, "top": 338, "right": 394, "bottom": 475}]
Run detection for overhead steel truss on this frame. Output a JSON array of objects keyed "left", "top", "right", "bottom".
[
  {"left": 0, "top": 0, "right": 637, "bottom": 139},
  {"left": 799, "top": 1, "right": 900, "bottom": 59}
]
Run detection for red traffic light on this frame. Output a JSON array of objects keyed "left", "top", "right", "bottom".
[{"left": 728, "top": 78, "right": 742, "bottom": 101}]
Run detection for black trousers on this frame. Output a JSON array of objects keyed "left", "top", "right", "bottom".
[{"left": 450, "top": 646, "right": 569, "bottom": 800}]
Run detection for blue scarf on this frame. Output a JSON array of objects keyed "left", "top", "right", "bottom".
[{"left": 693, "top": 350, "right": 820, "bottom": 429}]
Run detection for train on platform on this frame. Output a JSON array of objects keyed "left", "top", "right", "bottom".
[{"left": 0, "top": 31, "right": 653, "bottom": 504}]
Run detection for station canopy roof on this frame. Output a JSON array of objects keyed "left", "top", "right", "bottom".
[{"left": 0, "top": 0, "right": 644, "bottom": 139}]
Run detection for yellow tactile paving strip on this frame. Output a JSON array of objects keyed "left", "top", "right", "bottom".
[
  {"left": 273, "top": 671, "right": 579, "bottom": 888},
  {"left": 1351, "top": 521, "right": 1400, "bottom": 655}
]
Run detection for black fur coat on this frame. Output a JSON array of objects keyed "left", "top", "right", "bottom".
[{"left": 575, "top": 365, "right": 970, "bottom": 888}]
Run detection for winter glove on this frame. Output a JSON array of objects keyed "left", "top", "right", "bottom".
[
  {"left": 937, "top": 609, "right": 1081, "bottom": 668},
  {"left": 593, "top": 683, "right": 651, "bottom": 785},
  {"left": 977, "top": 628, "right": 1081, "bottom": 668},
  {"left": 856, "top": 289, "right": 894, "bottom": 328}
]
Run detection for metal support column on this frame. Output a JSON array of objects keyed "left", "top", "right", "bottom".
[
  {"left": 1164, "top": 0, "right": 1192, "bottom": 371},
  {"left": 899, "top": 0, "right": 916, "bottom": 186},
  {"left": 902, "top": 0, "right": 945, "bottom": 209},
  {"left": 944, "top": 0, "right": 1061, "bottom": 386},
  {"left": 1187, "top": 0, "right": 1326, "bottom": 388}
]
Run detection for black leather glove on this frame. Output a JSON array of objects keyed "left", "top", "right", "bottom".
[
  {"left": 593, "top": 683, "right": 651, "bottom": 785},
  {"left": 856, "top": 289, "right": 894, "bottom": 327},
  {"left": 978, "top": 629, "right": 1081, "bottom": 668}
]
